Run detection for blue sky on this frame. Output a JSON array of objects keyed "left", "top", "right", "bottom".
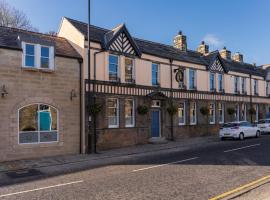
[{"left": 7, "top": 0, "right": 270, "bottom": 65}]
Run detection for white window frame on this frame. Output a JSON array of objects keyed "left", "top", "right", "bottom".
[
  {"left": 178, "top": 102, "right": 186, "bottom": 126},
  {"left": 209, "top": 103, "right": 215, "bottom": 124},
  {"left": 234, "top": 76, "right": 239, "bottom": 93},
  {"left": 254, "top": 79, "right": 258, "bottom": 95},
  {"left": 125, "top": 98, "right": 135, "bottom": 128},
  {"left": 18, "top": 103, "right": 59, "bottom": 145},
  {"left": 152, "top": 63, "right": 160, "bottom": 86},
  {"left": 108, "top": 54, "right": 119, "bottom": 82},
  {"left": 125, "top": 57, "right": 135, "bottom": 83},
  {"left": 190, "top": 102, "right": 197, "bottom": 125},
  {"left": 210, "top": 72, "right": 215, "bottom": 91},
  {"left": 218, "top": 73, "right": 223, "bottom": 92},
  {"left": 22, "top": 42, "right": 55, "bottom": 70},
  {"left": 241, "top": 77, "right": 246, "bottom": 94},
  {"left": 235, "top": 104, "right": 240, "bottom": 121},
  {"left": 255, "top": 104, "right": 259, "bottom": 122},
  {"left": 218, "top": 103, "right": 224, "bottom": 124},
  {"left": 189, "top": 69, "right": 196, "bottom": 90},
  {"left": 23, "top": 43, "right": 36, "bottom": 67},
  {"left": 108, "top": 98, "right": 119, "bottom": 128},
  {"left": 241, "top": 104, "right": 247, "bottom": 121}
]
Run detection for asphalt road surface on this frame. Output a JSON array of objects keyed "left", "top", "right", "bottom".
[{"left": 1, "top": 135, "right": 270, "bottom": 200}]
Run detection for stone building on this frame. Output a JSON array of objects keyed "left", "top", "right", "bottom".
[
  {"left": 0, "top": 26, "right": 82, "bottom": 161},
  {"left": 59, "top": 17, "right": 270, "bottom": 152}
]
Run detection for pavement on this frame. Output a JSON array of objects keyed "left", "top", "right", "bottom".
[
  {"left": 0, "top": 136, "right": 219, "bottom": 174},
  {"left": 0, "top": 135, "right": 270, "bottom": 199}
]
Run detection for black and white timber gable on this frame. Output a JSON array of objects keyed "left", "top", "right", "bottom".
[
  {"left": 210, "top": 58, "right": 224, "bottom": 72},
  {"left": 104, "top": 24, "right": 141, "bottom": 57}
]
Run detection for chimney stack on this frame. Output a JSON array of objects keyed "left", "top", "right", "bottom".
[
  {"left": 219, "top": 47, "right": 231, "bottom": 60},
  {"left": 197, "top": 41, "right": 209, "bottom": 55},
  {"left": 173, "top": 31, "right": 187, "bottom": 51},
  {"left": 232, "top": 52, "right": 243, "bottom": 63}
]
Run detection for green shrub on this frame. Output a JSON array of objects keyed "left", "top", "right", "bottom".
[
  {"left": 227, "top": 107, "right": 236, "bottom": 115},
  {"left": 167, "top": 105, "right": 178, "bottom": 116},
  {"left": 137, "top": 105, "right": 149, "bottom": 115},
  {"left": 200, "top": 106, "right": 209, "bottom": 116},
  {"left": 89, "top": 103, "right": 102, "bottom": 116}
]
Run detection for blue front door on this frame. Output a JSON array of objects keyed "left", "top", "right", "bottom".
[{"left": 151, "top": 110, "right": 160, "bottom": 137}]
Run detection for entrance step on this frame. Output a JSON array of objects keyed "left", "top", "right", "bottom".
[{"left": 148, "top": 137, "right": 168, "bottom": 144}]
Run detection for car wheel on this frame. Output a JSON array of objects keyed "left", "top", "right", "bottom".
[
  {"left": 256, "top": 130, "right": 261, "bottom": 138},
  {"left": 239, "top": 133, "right": 244, "bottom": 140}
]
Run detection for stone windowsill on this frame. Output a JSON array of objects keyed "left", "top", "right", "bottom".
[{"left": 21, "top": 67, "right": 55, "bottom": 73}]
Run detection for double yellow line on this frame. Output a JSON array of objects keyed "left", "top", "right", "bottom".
[{"left": 209, "top": 175, "right": 270, "bottom": 200}]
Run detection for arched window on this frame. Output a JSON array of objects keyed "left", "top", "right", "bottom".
[{"left": 19, "top": 104, "right": 58, "bottom": 144}]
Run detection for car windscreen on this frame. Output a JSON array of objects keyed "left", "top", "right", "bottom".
[{"left": 222, "top": 123, "right": 239, "bottom": 128}]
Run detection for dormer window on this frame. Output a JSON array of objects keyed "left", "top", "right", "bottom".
[
  {"left": 22, "top": 42, "right": 54, "bottom": 70},
  {"left": 25, "top": 44, "right": 35, "bottom": 67},
  {"left": 41, "top": 46, "right": 50, "bottom": 68}
]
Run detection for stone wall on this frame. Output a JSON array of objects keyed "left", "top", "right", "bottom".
[
  {"left": 0, "top": 49, "right": 81, "bottom": 162},
  {"left": 90, "top": 94, "right": 268, "bottom": 150}
]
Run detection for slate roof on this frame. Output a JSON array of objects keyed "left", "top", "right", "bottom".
[
  {"left": 66, "top": 17, "right": 266, "bottom": 77},
  {"left": 0, "top": 26, "right": 82, "bottom": 60}
]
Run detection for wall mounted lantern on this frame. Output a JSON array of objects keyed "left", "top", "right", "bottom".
[
  {"left": 1, "top": 85, "right": 8, "bottom": 98},
  {"left": 70, "top": 89, "right": 77, "bottom": 101}
]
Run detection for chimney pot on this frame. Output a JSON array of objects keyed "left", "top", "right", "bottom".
[
  {"left": 174, "top": 31, "right": 187, "bottom": 51},
  {"left": 219, "top": 47, "right": 231, "bottom": 60},
  {"left": 232, "top": 52, "right": 244, "bottom": 63},
  {"left": 197, "top": 41, "right": 209, "bottom": 55}
]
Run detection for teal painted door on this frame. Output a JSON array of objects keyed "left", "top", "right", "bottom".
[{"left": 151, "top": 110, "right": 160, "bottom": 137}]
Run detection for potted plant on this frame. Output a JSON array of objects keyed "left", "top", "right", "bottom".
[
  {"left": 200, "top": 106, "right": 210, "bottom": 135},
  {"left": 137, "top": 104, "right": 149, "bottom": 115},
  {"left": 167, "top": 104, "right": 178, "bottom": 116},
  {"left": 89, "top": 103, "right": 102, "bottom": 116}
]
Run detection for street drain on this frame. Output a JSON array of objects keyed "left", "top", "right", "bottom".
[{"left": 5, "top": 169, "right": 43, "bottom": 179}]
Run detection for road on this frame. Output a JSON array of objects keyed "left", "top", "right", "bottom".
[{"left": 1, "top": 135, "right": 270, "bottom": 200}]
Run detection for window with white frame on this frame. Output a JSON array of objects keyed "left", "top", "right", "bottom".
[
  {"left": 125, "top": 58, "right": 135, "bottom": 83},
  {"left": 241, "top": 104, "right": 247, "bottom": 121},
  {"left": 108, "top": 98, "right": 119, "bottom": 128},
  {"left": 210, "top": 72, "right": 215, "bottom": 91},
  {"left": 19, "top": 104, "right": 58, "bottom": 144},
  {"left": 152, "top": 63, "right": 160, "bottom": 86},
  {"left": 218, "top": 103, "right": 224, "bottom": 123},
  {"left": 41, "top": 46, "right": 50, "bottom": 68},
  {"left": 255, "top": 104, "right": 259, "bottom": 122},
  {"left": 189, "top": 69, "right": 196, "bottom": 90},
  {"left": 241, "top": 77, "right": 246, "bottom": 94},
  {"left": 125, "top": 99, "right": 135, "bottom": 127},
  {"left": 209, "top": 103, "right": 215, "bottom": 124},
  {"left": 190, "top": 102, "right": 196, "bottom": 125},
  {"left": 254, "top": 79, "right": 258, "bottom": 95},
  {"left": 24, "top": 44, "right": 35, "bottom": 67},
  {"left": 109, "top": 55, "right": 119, "bottom": 82},
  {"left": 234, "top": 104, "right": 240, "bottom": 121},
  {"left": 178, "top": 102, "right": 185, "bottom": 125},
  {"left": 22, "top": 42, "right": 54, "bottom": 69},
  {"left": 234, "top": 76, "right": 239, "bottom": 93},
  {"left": 218, "top": 73, "right": 223, "bottom": 92}
]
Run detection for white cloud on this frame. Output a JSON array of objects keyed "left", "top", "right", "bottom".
[{"left": 203, "top": 34, "right": 224, "bottom": 49}]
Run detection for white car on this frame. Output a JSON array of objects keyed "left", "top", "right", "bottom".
[
  {"left": 219, "top": 121, "right": 260, "bottom": 140},
  {"left": 257, "top": 119, "right": 270, "bottom": 134}
]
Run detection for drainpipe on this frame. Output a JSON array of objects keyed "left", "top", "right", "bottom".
[
  {"left": 169, "top": 59, "right": 174, "bottom": 141},
  {"left": 249, "top": 74, "right": 253, "bottom": 122},
  {"left": 92, "top": 50, "right": 105, "bottom": 153},
  {"left": 78, "top": 59, "right": 83, "bottom": 154},
  {"left": 87, "top": 0, "right": 92, "bottom": 154}
]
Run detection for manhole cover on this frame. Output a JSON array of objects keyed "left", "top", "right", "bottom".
[{"left": 6, "top": 169, "right": 43, "bottom": 179}]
